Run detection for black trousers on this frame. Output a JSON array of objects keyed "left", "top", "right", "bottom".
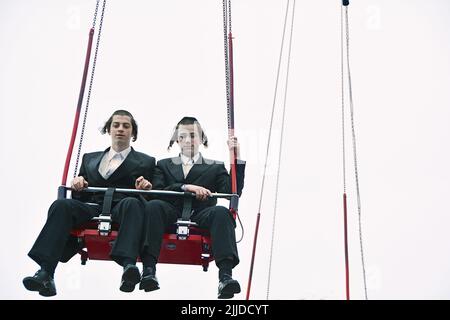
[
  {"left": 142, "top": 200, "right": 239, "bottom": 268},
  {"left": 28, "top": 197, "right": 145, "bottom": 270}
]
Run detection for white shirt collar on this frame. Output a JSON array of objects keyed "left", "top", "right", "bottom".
[
  {"left": 107, "top": 146, "right": 132, "bottom": 161},
  {"left": 180, "top": 152, "right": 200, "bottom": 165}
]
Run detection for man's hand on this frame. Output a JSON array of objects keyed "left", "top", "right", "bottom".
[
  {"left": 184, "top": 184, "right": 212, "bottom": 201},
  {"left": 135, "top": 176, "right": 152, "bottom": 190},
  {"left": 71, "top": 176, "right": 88, "bottom": 191},
  {"left": 227, "top": 136, "right": 241, "bottom": 159}
]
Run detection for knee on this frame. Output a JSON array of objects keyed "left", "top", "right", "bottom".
[
  {"left": 117, "top": 197, "right": 144, "bottom": 218},
  {"left": 51, "top": 198, "right": 73, "bottom": 210},
  {"left": 120, "top": 197, "right": 142, "bottom": 208},
  {"left": 145, "top": 200, "right": 167, "bottom": 214},
  {"left": 48, "top": 199, "right": 74, "bottom": 218},
  {"left": 212, "top": 206, "right": 233, "bottom": 222}
]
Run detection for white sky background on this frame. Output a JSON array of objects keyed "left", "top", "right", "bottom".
[{"left": 1, "top": 0, "right": 450, "bottom": 300}]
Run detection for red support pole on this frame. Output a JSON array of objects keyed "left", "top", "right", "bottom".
[
  {"left": 246, "top": 212, "right": 261, "bottom": 300},
  {"left": 61, "top": 28, "right": 95, "bottom": 186},
  {"left": 228, "top": 32, "right": 238, "bottom": 195},
  {"left": 343, "top": 193, "right": 350, "bottom": 300}
]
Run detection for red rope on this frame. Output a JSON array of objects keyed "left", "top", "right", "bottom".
[{"left": 61, "top": 28, "right": 95, "bottom": 186}]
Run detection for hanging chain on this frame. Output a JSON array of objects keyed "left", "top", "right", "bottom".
[
  {"left": 73, "top": 0, "right": 107, "bottom": 178},
  {"left": 228, "top": 0, "right": 232, "bottom": 34},
  {"left": 92, "top": 0, "right": 100, "bottom": 28},
  {"left": 222, "top": 0, "right": 232, "bottom": 131},
  {"left": 253, "top": 0, "right": 291, "bottom": 297},
  {"left": 344, "top": 6, "right": 368, "bottom": 300},
  {"left": 341, "top": 6, "right": 347, "bottom": 194},
  {"left": 255, "top": 0, "right": 290, "bottom": 296},
  {"left": 257, "top": 0, "right": 291, "bottom": 215},
  {"left": 266, "top": 0, "right": 296, "bottom": 300},
  {"left": 222, "top": 0, "right": 243, "bottom": 243}
]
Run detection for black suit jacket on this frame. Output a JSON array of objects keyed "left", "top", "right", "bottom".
[
  {"left": 59, "top": 147, "right": 155, "bottom": 262},
  {"left": 72, "top": 147, "right": 156, "bottom": 205},
  {"left": 153, "top": 154, "right": 245, "bottom": 212}
]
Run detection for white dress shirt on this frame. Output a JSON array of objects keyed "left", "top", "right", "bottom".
[
  {"left": 180, "top": 153, "right": 200, "bottom": 178},
  {"left": 98, "top": 146, "right": 132, "bottom": 179}
]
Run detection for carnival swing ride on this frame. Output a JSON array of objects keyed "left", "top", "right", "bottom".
[{"left": 57, "top": 0, "right": 367, "bottom": 300}]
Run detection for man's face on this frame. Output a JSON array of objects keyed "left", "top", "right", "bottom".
[
  {"left": 109, "top": 115, "right": 133, "bottom": 146},
  {"left": 177, "top": 124, "right": 202, "bottom": 158}
]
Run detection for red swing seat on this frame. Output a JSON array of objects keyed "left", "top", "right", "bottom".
[
  {"left": 70, "top": 220, "right": 214, "bottom": 271},
  {"left": 62, "top": 187, "right": 237, "bottom": 272}
]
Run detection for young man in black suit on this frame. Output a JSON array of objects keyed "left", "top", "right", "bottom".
[
  {"left": 23, "top": 110, "right": 154, "bottom": 296},
  {"left": 140, "top": 116, "right": 245, "bottom": 299}
]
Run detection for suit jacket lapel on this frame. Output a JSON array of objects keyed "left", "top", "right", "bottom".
[
  {"left": 167, "top": 157, "right": 186, "bottom": 183},
  {"left": 108, "top": 147, "right": 140, "bottom": 183},
  {"left": 87, "top": 148, "right": 109, "bottom": 182},
  {"left": 185, "top": 155, "right": 210, "bottom": 183}
]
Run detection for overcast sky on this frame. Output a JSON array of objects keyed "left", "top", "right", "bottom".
[{"left": 1, "top": 0, "right": 450, "bottom": 300}]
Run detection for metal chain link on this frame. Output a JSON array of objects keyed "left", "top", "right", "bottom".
[
  {"left": 341, "top": 6, "right": 347, "bottom": 194},
  {"left": 221, "top": 0, "right": 244, "bottom": 244},
  {"left": 222, "top": 0, "right": 232, "bottom": 131},
  {"left": 228, "top": 0, "right": 232, "bottom": 34},
  {"left": 92, "top": 0, "right": 100, "bottom": 28},
  {"left": 344, "top": 6, "right": 369, "bottom": 300},
  {"left": 73, "top": 0, "right": 107, "bottom": 178},
  {"left": 266, "top": 0, "right": 295, "bottom": 300}
]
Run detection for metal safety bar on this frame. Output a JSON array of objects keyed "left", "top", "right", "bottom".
[
  {"left": 58, "top": 185, "right": 239, "bottom": 238},
  {"left": 62, "top": 186, "right": 238, "bottom": 200}
]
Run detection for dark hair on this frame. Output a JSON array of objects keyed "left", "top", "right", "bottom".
[
  {"left": 167, "top": 116, "right": 208, "bottom": 150},
  {"left": 101, "top": 109, "right": 138, "bottom": 142}
]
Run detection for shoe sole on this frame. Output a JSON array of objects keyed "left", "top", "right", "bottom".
[
  {"left": 39, "top": 288, "right": 57, "bottom": 297},
  {"left": 23, "top": 278, "right": 57, "bottom": 297},
  {"left": 23, "top": 277, "right": 44, "bottom": 292},
  {"left": 218, "top": 281, "right": 241, "bottom": 299},
  {"left": 139, "top": 278, "right": 160, "bottom": 292},
  {"left": 120, "top": 266, "right": 141, "bottom": 293}
]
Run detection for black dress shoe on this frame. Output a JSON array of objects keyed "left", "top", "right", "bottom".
[
  {"left": 120, "top": 264, "right": 141, "bottom": 293},
  {"left": 218, "top": 277, "right": 241, "bottom": 299},
  {"left": 139, "top": 267, "right": 160, "bottom": 292},
  {"left": 23, "top": 269, "right": 57, "bottom": 297}
]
